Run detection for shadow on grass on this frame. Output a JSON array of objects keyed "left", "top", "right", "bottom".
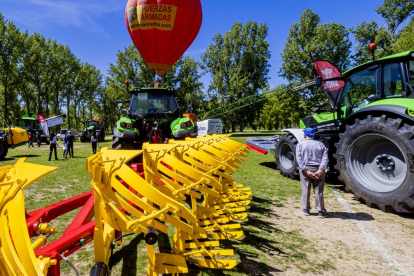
[
  {"left": 110, "top": 233, "right": 144, "bottom": 276},
  {"left": 0, "top": 157, "right": 15, "bottom": 161},
  {"left": 258, "top": 161, "right": 277, "bottom": 170},
  {"left": 11, "top": 154, "right": 42, "bottom": 158}
]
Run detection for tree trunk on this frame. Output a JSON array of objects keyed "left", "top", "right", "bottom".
[
  {"left": 232, "top": 122, "right": 235, "bottom": 133},
  {"left": 67, "top": 95, "right": 70, "bottom": 129}
]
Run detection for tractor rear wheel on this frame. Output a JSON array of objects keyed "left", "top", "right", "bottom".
[
  {"left": 112, "top": 136, "right": 133, "bottom": 150},
  {"left": 0, "top": 140, "right": 8, "bottom": 160},
  {"left": 334, "top": 115, "right": 414, "bottom": 212},
  {"left": 275, "top": 134, "right": 299, "bottom": 179}
]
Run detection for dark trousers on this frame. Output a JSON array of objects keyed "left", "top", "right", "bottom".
[
  {"left": 300, "top": 165, "right": 325, "bottom": 212},
  {"left": 67, "top": 144, "right": 74, "bottom": 157},
  {"left": 92, "top": 142, "right": 97, "bottom": 154},
  {"left": 28, "top": 140, "right": 34, "bottom": 147},
  {"left": 37, "top": 139, "right": 41, "bottom": 147},
  {"left": 49, "top": 144, "right": 58, "bottom": 161}
]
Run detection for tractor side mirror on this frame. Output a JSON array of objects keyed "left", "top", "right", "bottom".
[{"left": 117, "top": 100, "right": 122, "bottom": 111}]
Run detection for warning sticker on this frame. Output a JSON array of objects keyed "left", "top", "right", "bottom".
[{"left": 128, "top": 4, "right": 177, "bottom": 31}]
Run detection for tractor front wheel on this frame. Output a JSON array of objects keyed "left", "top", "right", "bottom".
[
  {"left": 275, "top": 134, "right": 299, "bottom": 179},
  {"left": 334, "top": 115, "right": 414, "bottom": 212},
  {"left": 0, "top": 140, "right": 8, "bottom": 160}
]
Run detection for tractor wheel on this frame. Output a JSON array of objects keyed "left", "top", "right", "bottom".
[
  {"left": 45, "top": 140, "right": 50, "bottom": 145},
  {"left": 112, "top": 136, "right": 132, "bottom": 150},
  {"left": 0, "top": 140, "right": 8, "bottom": 160},
  {"left": 334, "top": 115, "right": 414, "bottom": 212},
  {"left": 275, "top": 134, "right": 299, "bottom": 179}
]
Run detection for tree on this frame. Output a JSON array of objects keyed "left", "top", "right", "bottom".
[
  {"left": 279, "top": 9, "right": 351, "bottom": 115},
  {"left": 105, "top": 44, "right": 204, "bottom": 125},
  {"left": 0, "top": 15, "right": 27, "bottom": 126},
  {"left": 202, "top": 21, "right": 271, "bottom": 131},
  {"left": 351, "top": 21, "right": 391, "bottom": 65},
  {"left": 392, "top": 17, "right": 414, "bottom": 53},
  {"left": 376, "top": 0, "right": 414, "bottom": 39}
]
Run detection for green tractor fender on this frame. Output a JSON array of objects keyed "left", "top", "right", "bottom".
[{"left": 170, "top": 117, "right": 196, "bottom": 138}]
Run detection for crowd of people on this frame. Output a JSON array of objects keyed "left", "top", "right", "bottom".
[{"left": 26, "top": 130, "right": 98, "bottom": 161}]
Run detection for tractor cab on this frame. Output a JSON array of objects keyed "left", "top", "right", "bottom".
[
  {"left": 128, "top": 87, "right": 180, "bottom": 121},
  {"left": 338, "top": 51, "right": 414, "bottom": 119}
]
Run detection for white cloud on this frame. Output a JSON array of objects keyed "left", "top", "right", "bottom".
[{"left": 2, "top": 0, "right": 124, "bottom": 32}]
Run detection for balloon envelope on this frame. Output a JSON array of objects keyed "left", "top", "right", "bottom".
[{"left": 126, "top": 0, "right": 203, "bottom": 77}]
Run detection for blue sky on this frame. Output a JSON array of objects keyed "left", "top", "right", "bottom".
[{"left": 0, "top": 0, "right": 394, "bottom": 89}]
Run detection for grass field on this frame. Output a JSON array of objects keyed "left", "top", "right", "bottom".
[{"left": 0, "top": 133, "right": 339, "bottom": 275}]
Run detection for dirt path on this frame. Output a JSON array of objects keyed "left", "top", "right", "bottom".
[{"left": 268, "top": 187, "right": 414, "bottom": 275}]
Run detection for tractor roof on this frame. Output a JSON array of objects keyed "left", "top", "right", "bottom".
[
  {"left": 344, "top": 50, "right": 414, "bottom": 76},
  {"left": 128, "top": 87, "right": 175, "bottom": 93}
]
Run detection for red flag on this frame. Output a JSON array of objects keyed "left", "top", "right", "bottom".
[
  {"left": 37, "top": 114, "right": 46, "bottom": 123},
  {"left": 313, "top": 60, "right": 345, "bottom": 107}
]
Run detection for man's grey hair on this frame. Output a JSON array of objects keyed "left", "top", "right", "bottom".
[{"left": 68, "top": 131, "right": 72, "bottom": 134}]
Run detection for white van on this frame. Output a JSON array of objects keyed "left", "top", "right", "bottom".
[{"left": 197, "top": 119, "right": 223, "bottom": 137}]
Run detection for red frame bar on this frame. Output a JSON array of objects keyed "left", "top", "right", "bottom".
[
  {"left": 246, "top": 143, "right": 268, "bottom": 155},
  {"left": 25, "top": 191, "right": 95, "bottom": 276}
]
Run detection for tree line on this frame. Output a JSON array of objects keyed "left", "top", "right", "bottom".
[{"left": 1, "top": 0, "right": 413, "bottom": 133}]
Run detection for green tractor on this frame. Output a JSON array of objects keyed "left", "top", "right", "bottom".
[
  {"left": 18, "top": 113, "right": 49, "bottom": 145},
  {"left": 112, "top": 85, "right": 197, "bottom": 150},
  {"left": 272, "top": 50, "right": 414, "bottom": 212},
  {"left": 80, "top": 117, "right": 106, "bottom": 142}
]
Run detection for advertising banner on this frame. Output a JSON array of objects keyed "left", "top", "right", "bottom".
[
  {"left": 37, "top": 114, "right": 49, "bottom": 136},
  {"left": 46, "top": 116, "right": 64, "bottom": 128},
  {"left": 313, "top": 60, "right": 345, "bottom": 107}
]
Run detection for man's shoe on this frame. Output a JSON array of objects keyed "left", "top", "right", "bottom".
[
  {"left": 318, "top": 209, "right": 328, "bottom": 218},
  {"left": 303, "top": 209, "right": 310, "bottom": 216}
]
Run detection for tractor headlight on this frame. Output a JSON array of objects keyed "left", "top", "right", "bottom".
[
  {"left": 181, "top": 123, "right": 186, "bottom": 128},
  {"left": 186, "top": 121, "right": 192, "bottom": 127},
  {"left": 120, "top": 122, "right": 126, "bottom": 128},
  {"left": 126, "top": 124, "right": 131, "bottom": 129}
]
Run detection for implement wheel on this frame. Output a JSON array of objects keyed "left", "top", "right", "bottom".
[{"left": 334, "top": 115, "right": 414, "bottom": 212}]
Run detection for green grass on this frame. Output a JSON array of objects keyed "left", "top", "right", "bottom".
[{"left": 0, "top": 134, "right": 336, "bottom": 275}]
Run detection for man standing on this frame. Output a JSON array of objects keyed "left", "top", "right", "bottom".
[
  {"left": 296, "top": 127, "right": 329, "bottom": 218},
  {"left": 66, "top": 131, "right": 75, "bottom": 158},
  {"left": 36, "top": 132, "right": 41, "bottom": 147}
]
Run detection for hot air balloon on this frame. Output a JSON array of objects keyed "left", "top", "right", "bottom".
[{"left": 126, "top": 0, "right": 203, "bottom": 77}]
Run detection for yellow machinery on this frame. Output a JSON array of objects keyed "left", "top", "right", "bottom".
[
  {"left": 88, "top": 134, "right": 251, "bottom": 275},
  {"left": 0, "top": 134, "right": 251, "bottom": 275},
  {"left": 0, "top": 127, "right": 29, "bottom": 160},
  {"left": 0, "top": 159, "right": 58, "bottom": 275}
]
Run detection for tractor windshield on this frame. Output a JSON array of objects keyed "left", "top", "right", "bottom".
[
  {"left": 130, "top": 92, "right": 178, "bottom": 115},
  {"left": 339, "top": 67, "right": 377, "bottom": 116},
  {"left": 409, "top": 60, "right": 414, "bottom": 87},
  {"left": 21, "top": 119, "right": 36, "bottom": 129},
  {"left": 88, "top": 121, "right": 99, "bottom": 127}
]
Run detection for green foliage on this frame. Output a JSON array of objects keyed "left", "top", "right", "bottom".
[
  {"left": 0, "top": 15, "right": 27, "bottom": 126},
  {"left": 279, "top": 9, "right": 351, "bottom": 116},
  {"left": 0, "top": 12, "right": 102, "bottom": 131},
  {"left": 201, "top": 21, "right": 271, "bottom": 131},
  {"left": 376, "top": 0, "right": 414, "bottom": 38},
  {"left": 104, "top": 44, "right": 203, "bottom": 129},
  {"left": 392, "top": 17, "right": 414, "bottom": 53},
  {"left": 351, "top": 21, "right": 391, "bottom": 65}
]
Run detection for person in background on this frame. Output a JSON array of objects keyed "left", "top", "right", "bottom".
[
  {"left": 48, "top": 132, "right": 59, "bottom": 161},
  {"left": 296, "top": 127, "right": 329, "bottom": 218},
  {"left": 90, "top": 132, "right": 97, "bottom": 154},
  {"left": 66, "top": 131, "right": 75, "bottom": 158},
  {"left": 28, "top": 132, "right": 34, "bottom": 147},
  {"left": 62, "top": 135, "right": 68, "bottom": 159},
  {"left": 36, "top": 132, "right": 41, "bottom": 147}
]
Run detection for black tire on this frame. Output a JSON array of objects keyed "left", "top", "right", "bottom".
[
  {"left": 0, "top": 140, "right": 8, "bottom": 160},
  {"left": 112, "top": 136, "right": 133, "bottom": 150},
  {"left": 275, "top": 134, "right": 299, "bottom": 179},
  {"left": 45, "top": 140, "right": 50, "bottom": 145},
  {"left": 334, "top": 115, "right": 414, "bottom": 212}
]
